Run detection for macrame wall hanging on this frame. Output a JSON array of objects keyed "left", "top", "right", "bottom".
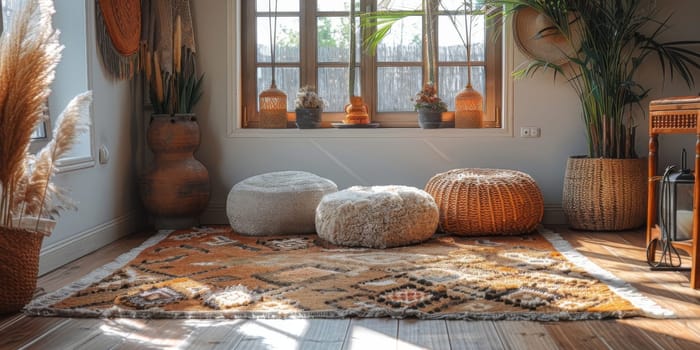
[{"left": 95, "top": 0, "right": 141, "bottom": 80}]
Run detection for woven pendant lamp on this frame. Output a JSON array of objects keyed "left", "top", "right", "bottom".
[
  {"left": 259, "top": 82, "right": 287, "bottom": 128},
  {"left": 454, "top": 1, "right": 483, "bottom": 128},
  {"left": 455, "top": 83, "right": 482, "bottom": 128},
  {"left": 259, "top": 0, "right": 287, "bottom": 128}
]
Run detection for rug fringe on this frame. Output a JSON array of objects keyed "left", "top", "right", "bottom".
[
  {"left": 540, "top": 228, "right": 675, "bottom": 319},
  {"left": 23, "top": 305, "right": 642, "bottom": 321}
]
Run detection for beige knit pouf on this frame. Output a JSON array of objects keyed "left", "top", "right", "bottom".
[
  {"left": 425, "top": 168, "right": 543, "bottom": 235},
  {"left": 315, "top": 185, "right": 439, "bottom": 248},
  {"left": 226, "top": 171, "right": 337, "bottom": 235}
]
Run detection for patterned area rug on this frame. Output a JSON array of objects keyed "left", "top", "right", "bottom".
[{"left": 25, "top": 226, "right": 671, "bottom": 320}]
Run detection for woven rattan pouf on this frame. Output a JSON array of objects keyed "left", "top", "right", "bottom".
[
  {"left": 315, "top": 185, "right": 439, "bottom": 248},
  {"left": 226, "top": 171, "right": 338, "bottom": 235},
  {"left": 425, "top": 168, "right": 543, "bottom": 235}
]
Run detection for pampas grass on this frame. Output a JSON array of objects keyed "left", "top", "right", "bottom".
[
  {"left": 19, "top": 92, "right": 91, "bottom": 223},
  {"left": 0, "top": 0, "right": 92, "bottom": 233},
  {"left": 0, "top": 0, "right": 59, "bottom": 226}
]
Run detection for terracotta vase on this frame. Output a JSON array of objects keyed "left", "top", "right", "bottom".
[
  {"left": 0, "top": 226, "right": 44, "bottom": 313},
  {"left": 140, "top": 114, "right": 210, "bottom": 229},
  {"left": 343, "top": 96, "right": 370, "bottom": 124}
]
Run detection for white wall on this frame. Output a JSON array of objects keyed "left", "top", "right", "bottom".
[
  {"left": 191, "top": 0, "right": 700, "bottom": 226},
  {"left": 38, "top": 0, "right": 143, "bottom": 274}
]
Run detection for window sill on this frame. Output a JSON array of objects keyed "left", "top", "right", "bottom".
[
  {"left": 56, "top": 155, "right": 96, "bottom": 173},
  {"left": 227, "top": 126, "right": 513, "bottom": 139}
]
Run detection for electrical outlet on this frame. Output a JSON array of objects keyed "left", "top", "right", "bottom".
[
  {"left": 98, "top": 145, "right": 110, "bottom": 164},
  {"left": 520, "top": 127, "right": 541, "bottom": 138}
]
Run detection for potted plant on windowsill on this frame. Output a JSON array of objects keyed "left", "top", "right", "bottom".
[
  {"left": 142, "top": 16, "right": 209, "bottom": 230},
  {"left": 294, "top": 85, "right": 326, "bottom": 129},
  {"left": 414, "top": 82, "right": 448, "bottom": 128},
  {"left": 486, "top": 0, "right": 700, "bottom": 230}
]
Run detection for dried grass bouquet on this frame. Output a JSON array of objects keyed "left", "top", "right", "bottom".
[{"left": 0, "top": 0, "right": 91, "bottom": 235}]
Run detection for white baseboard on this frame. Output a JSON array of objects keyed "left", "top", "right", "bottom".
[
  {"left": 201, "top": 201, "right": 568, "bottom": 226},
  {"left": 38, "top": 212, "right": 143, "bottom": 276}
]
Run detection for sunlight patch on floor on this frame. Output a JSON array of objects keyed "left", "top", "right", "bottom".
[
  {"left": 345, "top": 325, "right": 425, "bottom": 350},
  {"left": 99, "top": 319, "right": 187, "bottom": 348},
  {"left": 237, "top": 319, "right": 310, "bottom": 349},
  {"left": 620, "top": 318, "right": 700, "bottom": 344}
]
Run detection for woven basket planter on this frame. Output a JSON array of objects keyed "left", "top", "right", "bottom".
[
  {"left": 425, "top": 168, "right": 544, "bottom": 235},
  {"left": 0, "top": 226, "right": 44, "bottom": 313},
  {"left": 562, "top": 156, "right": 647, "bottom": 231}
]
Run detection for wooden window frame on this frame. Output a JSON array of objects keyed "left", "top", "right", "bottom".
[{"left": 240, "top": 0, "right": 502, "bottom": 129}]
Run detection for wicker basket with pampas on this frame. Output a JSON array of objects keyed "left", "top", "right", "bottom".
[{"left": 0, "top": 0, "right": 92, "bottom": 313}]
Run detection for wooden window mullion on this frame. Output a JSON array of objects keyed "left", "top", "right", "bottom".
[
  {"left": 362, "top": 0, "right": 377, "bottom": 118},
  {"left": 301, "top": 0, "right": 317, "bottom": 89},
  {"left": 241, "top": 1, "right": 257, "bottom": 127}
]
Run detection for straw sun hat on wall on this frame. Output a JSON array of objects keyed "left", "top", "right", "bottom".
[{"left": 512, "top": 6, "right": 579, "bottom": 65}]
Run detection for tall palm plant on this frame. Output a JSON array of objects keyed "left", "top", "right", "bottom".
[{"left": 486, "top": 0, "right": 700, "bottom": 158}]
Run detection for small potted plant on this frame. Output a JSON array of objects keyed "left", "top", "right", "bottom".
[
  {"left": 294, "top": 85, "right": 326, "bottom": 129},
  {"left": 414, "top": 82, "right": 448, "bottom": 129}
]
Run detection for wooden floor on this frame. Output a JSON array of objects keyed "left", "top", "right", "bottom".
[{"left": 1, "top": 227, "right": 700, "bottom": 349}]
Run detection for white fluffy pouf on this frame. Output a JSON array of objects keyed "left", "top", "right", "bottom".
[
  {"left": 315, "top": 185, "right": 439, "bottom": 248},
  {"left": 227, "top": 171, "right": 337, "bottom": 235}
]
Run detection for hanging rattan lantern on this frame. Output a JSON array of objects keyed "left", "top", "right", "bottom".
[
  {"left": 454, "top": 2, "right": 483, "bottom": 129},
  {"left": 258, "top": 0, "right": 287, "bottom": 128},
  {"left": 455, "top": 83, "right": 482, "bottom": 128},
  {"left": 259, "top": 82, "right": 287, "bottom": 128}
]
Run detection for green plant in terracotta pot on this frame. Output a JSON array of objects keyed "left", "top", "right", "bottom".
[
  {"left": 294, "top": 85, "right": 326, "bottom": 129},
  {"left": 142, "top": 16, "right": 209, "bottom": 229},
  {"left": 485, "top": 0, "right": 700, "bottom": 230}
]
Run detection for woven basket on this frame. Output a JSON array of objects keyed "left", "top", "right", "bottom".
[
  {"left": 0, "top": 226, "right": 44, "bottom": 313},
  {"left": 425, "top": 168, "right": 544, "bottom": 235},
  {"left": 562, "top": 157, "right": 647, "bottom": 231}
]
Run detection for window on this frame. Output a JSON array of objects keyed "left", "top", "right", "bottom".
[
  {"left": 1, "top": 0, "right": 49, "bottom": 140},
  {"left": 240, "top": 0, "right": 502, "bottom": 128},
  {"left": 3, "top": 0, "right": 93, "bottom": 170}
]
